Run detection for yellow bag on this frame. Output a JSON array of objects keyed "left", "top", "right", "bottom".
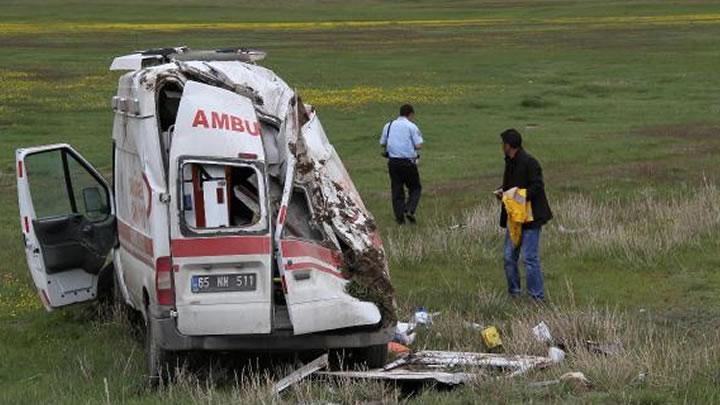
[{"left": 502, "top": 187, "right": 533, "bottom": 247}]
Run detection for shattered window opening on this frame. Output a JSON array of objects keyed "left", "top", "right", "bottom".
[
  {"left": 180, "top": 161, "right": 266, "bottom": 232},
  {"left": 157, "top": 80, "right": 183, "bottom": 175},
  {"left": 283, "top": 187, "right": 325, "bottom": 242}
]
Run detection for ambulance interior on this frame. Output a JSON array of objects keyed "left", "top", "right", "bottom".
[{"left": 181, "top": 163, "right": 263, "bottom": 230}]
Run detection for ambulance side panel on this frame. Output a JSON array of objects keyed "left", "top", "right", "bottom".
[{"left": 112, "top": 71, "right": 171, "bottom": 314}]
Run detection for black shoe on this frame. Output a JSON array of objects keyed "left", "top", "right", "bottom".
[{"left": 405, "top": 213, "right": 416, "bottom": 224}]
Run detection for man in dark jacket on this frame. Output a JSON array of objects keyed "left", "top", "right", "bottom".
[{"left": 495, "top": 129, "right": 552, "bottom": 301}]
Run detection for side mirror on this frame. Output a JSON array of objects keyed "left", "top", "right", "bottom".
[{"left": 82, "top": 187, "right": 106, "bottom": 216}]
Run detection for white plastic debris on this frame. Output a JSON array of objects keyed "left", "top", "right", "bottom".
[
  {"left": 393, "top": 321, "right": 416, "bottom": 345},
  {"left": 548, "top": 347, "right": 566, "bottom": 363},
  {"left": 532, "top": 321, "right": 553, "bottom": 343},
  {"left": 413, "top": 307, "right": 431, "bottom": 325},
  {"left": 463, "top": 321, "right": 483, "bottom": 330}
]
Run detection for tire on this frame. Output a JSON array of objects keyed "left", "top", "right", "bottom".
[
  {"left": 145, "top": 312, "right": 178, "bottom": 384},
  {"left": 355, "top": 344, "right": 389, "bottom": 369},
  {"left": 112, "top": 267, "right": 125, "bottom": 310},
  {"left": 331, "top": 344, "right": 388, "bottom": 370}
]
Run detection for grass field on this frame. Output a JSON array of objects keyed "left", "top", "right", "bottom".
[{"left": 2, "top": 0, "right": 720, "bottom": 403}]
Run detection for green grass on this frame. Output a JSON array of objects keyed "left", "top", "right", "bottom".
[{"left": 2, "top": 0, "right": 720, "bottom": 403}]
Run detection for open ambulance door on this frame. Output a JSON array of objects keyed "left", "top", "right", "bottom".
[
  {"left": 16, "top": 144, "right": 116, "bottom": 310},
  {"left": 278, "top": 187, "right": 381, "bottom": 335}
]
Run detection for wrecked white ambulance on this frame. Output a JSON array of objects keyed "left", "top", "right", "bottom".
[{"left": 16, "top": 48, "right": 396, "bottom": 377}]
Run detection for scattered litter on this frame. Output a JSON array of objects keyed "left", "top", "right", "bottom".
[
  {"left": 559, "top": 371, "right": 592, "bottom": 392},
  {"left": 413, "top": 307, "right": 431, "bottom": 325},
  {"left": 480, "top": 326, "right": 503, "bottom": 351},
  {"left": 532, "top": 321, "right": 553, "bottom": 344},
  {"left": 463, "top": 321, "right": 483, "bottom": 330},
  {"left": 630, "top": 372, "right": 647, "bottom": 386},
  {"left": 548, "top": 347, "right": 566, "bottom": 363},
  {"left": 448, "top": 224, "right": 467, "bottom": 230},
  {"left": 392, "top": 321, "right": 416, "bottom": 345},
  {"left": 388, "top": 342, "right": 411, "bottom": 355},
  {"left": 586, "top": 340, "right": 623, "bottom": 356},
  {"left": 273, "top": 354, "right": 329, "bottom": 395},
  {"left": 529, "top": 371, "right": 591, "bottom": 391}
]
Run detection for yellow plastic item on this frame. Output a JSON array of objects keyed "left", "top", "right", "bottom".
[
  {"left": 481, "top": 326, "right": 503, "bottom": 350},
  {"left": 502, "top": 187, "right": 534, "bottom": 248}
]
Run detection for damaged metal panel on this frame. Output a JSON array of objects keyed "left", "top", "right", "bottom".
[{"left": 319, "top": 369, "right": 477, "bottom": 386}]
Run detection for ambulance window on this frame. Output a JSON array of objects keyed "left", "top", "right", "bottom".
[
  {"left": 157, "top": 81, "right": 183, "bottom": 174},
  {"left": 25, "top": 149, "right": 110, "bottom": 221},
  {"left": 284, "top": 188, "right": 325, "bottom": 242},
  {"left": 181, "top": 162, "right": 264, "bottom": 231}
]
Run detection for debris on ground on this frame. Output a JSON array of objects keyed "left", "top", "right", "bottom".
[
  {"left": 547, "top": 346, "right": 566, "bottom": 363},
  {"left": 273, "top": 354, "right": 329, "bottom": 395},
  {"left": 320, "top": 350, "right": 554, "bottom": 386},
  {"left": 388, "top": 342, "right": 411, "bottom": 355},
  {"left": 532, "top": 321, "right": 553, "bottom": 343},
  {"left": 463, "top": 321, "right": 483, "bottom": 330},
  {"left": 319, "top": 369, "right": 478, "bottom": 386},
  {"left": 392, "top": 321, "right": 416, "bottom": 345},
  {"left": 586, "top": 340, "right": 623, "bottom": 356},
  {"left": 274, "top": 349, "right": 556, "bottom": 393},
  {"left": 481, "top": 326, "right": 503, "bottom": 351},
  {"left": 413, "top": 307, "right": 432, "bottom": 325},
  {"left": 559, "top": 371, "right": 592, "bottom": 392},
  {"left": 528, "top": 371, "right": 592, "bottom": 392}
]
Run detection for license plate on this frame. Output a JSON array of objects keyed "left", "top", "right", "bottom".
[{"left": 191, "top": 273, "right": 257, "bottom": 293}]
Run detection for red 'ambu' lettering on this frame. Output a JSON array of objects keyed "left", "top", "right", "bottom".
[
  {"left": 192, "top": 109, "right": 209, "bottom": 128},
  {"left": 192, "top": 109, "right": 260, "bottom": 136},
  {"left": 211, "top": 112, "right": 229, "bottom": 129},
  {"left": 246, "top": 120, "right": 261, "bottom": 136},
  {"left": 231, "top": 116, "right": 245, "bottom": 132}
]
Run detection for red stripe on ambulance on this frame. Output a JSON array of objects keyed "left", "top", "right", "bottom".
[
  {"left": 171, "top": 236, "right": 271, "bottom": 257},
  {"left": 281, "top": 240, "right": 343, "bottom": 267}
]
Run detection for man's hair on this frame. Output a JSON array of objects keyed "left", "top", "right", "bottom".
[
  {"left": 399, "top": 104, "right": 415, "bottom": 117},
  {"left": 500, "top": 128, "right": 522, "bottom": 149}
]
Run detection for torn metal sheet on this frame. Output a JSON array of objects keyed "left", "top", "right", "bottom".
[
  {"left": 321, "top": 350, "right": 552, "bottom": 386},
  {"left": 318, "top": 369, "right": 477, "bottom": 386},
  {"left": 406, "top": 350, "right": 552, "bottom": 378},
  {"left": 273, "top": 354, "right": 329, "bottom": 395},
  {"left": 410, "top": 350, "right": 552, "bottom": 370}
]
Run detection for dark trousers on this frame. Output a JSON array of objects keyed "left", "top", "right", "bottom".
[{"left": 388, "top": 158, "right": 422, "bottom": 222}]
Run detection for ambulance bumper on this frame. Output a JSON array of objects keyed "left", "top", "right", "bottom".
[{"left": 151, "top": 308, "right": 394, "bottom": 351}]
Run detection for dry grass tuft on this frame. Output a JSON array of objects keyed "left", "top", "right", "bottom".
[{"left": 385, "top": 182, "right": 720, "bottom": 267}]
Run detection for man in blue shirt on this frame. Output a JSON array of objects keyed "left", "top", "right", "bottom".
[{"left": 379, "top": 104, "right": 424, "bottom": 224}]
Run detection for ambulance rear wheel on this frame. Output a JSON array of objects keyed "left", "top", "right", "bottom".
[
  {"left": 330, "top": 344, "right": 388, "bottom": 370},
  {"left": 355, "top": 344, "right": 388, "bottom": 369},
  {"left": 145, "top": 313, "right": 178, "bottom": 384}
]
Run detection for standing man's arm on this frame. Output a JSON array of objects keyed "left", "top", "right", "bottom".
[
  {"left": 412, "top": 126, "right": 424, "bottom": 150},
  {"left": 380, "top": 122, "right": 389, "bottom": 149},
  {"left": 526, "top": 158, "right": 545, "bottom": 200}
]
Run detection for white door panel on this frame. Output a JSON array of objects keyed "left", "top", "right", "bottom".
[{"left": 16, "top": 144, "right": 115, "bottom": 310}]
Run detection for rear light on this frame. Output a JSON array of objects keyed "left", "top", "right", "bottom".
[
  {"left": 237, "top": 152, "right": 258, "bottom": 160},
  {"left": 155, "top": 256, "right": 175, "bottom": 306}
]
